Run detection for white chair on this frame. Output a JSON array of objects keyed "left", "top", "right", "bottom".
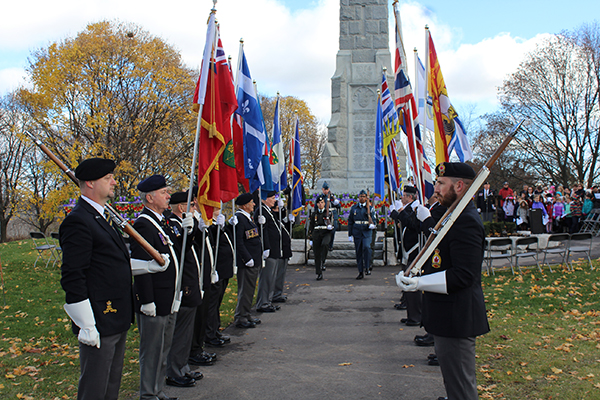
[
  {"left": 566, "top": 233, "right": 594, "bottom": 270},
  {"left": 485, "top": 238, "right": 514, "bottom": 275}
]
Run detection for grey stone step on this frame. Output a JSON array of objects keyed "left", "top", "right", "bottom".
[{"left": 305, "top": 259, "right": 386, "bottom": 267}]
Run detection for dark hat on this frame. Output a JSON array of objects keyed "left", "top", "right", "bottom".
[
  {"left": 359, "top": 189, "right": 367, "bottom": 196},
  {"left": 403, "top": 185, "right": 417, "bottom": 194},
  {"left": 282, "top": 186, "right": 291, "bottom": 196},
  {"left": 235, "top": 192, "right": 254, "bottom": 206},
  {"left": 322, "top": 181, "right": 329, "bottom": 189},
  {"left": 169, "top": 191, "right": 187, "bottom": 205},
  {"left": 504, "top": 181, "right": 509, "bottom": 185},
  {"left": 74, "top": 158, "right": 115, "bottom": 181},
  {"left": 435, "top": 162, "right": 476, "bottom": 180},
  {"left": 137, "top": 174, "right": 167, "bottom": 192},
  {"left": 261, "top": 190, "right": 277, "bottom": 200},
  {"left": 316, "top": 195, "right": 326, "bottom": 203}
]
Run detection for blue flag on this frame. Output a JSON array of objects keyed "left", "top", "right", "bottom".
[
  {"left": 235, "top": 46, "right": 266, "bottom": 192},
  {"left": 374, "top": 93, "right": 385, "bottom": 200},
  {"left": 291, "top": 116, "right": 303, "bottom": 216},
  {"left": 270, "top": 97, "right": 286, "bottom": 191}
]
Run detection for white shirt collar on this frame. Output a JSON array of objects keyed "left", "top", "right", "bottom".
[
  {"left": 81, "top": 195, "right": 105, "bottom": 216},
  {"left": 145, "top": 206, "right": 164, "bottom": 221}
]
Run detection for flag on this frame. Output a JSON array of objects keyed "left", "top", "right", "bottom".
[
  {"left": 270, "top": 97, "right": 286, "bottom": 191},
  {"left": 381, "top": 72, "right": 401, "bottom": 154},
  {"left": 194, "top": 25, "right": 238, "bottom": 223},
  {"left": 393, "top": 2, "right": 434, "bottom": 200},
  {"left": 291, "top": 116, "right": 303, "bottom": 216},
  {"left": 232, "top": 112, "right": 249, "bottom": 192},
  {"left": 415, "top": 54, "right": 435, "bottom": 133},
  {"left": 235, "top": 45, "right": 266, "bottom": 193},
  {"left": 259, "top": 94, "right": 274, "bottom": 194},
  {"left": 192, "top": 13, "right": 216, "bottom": 111},
  {"left": 385, "top": 138, "right": 401, "bottom": 192},
  {"left": 427, "top": 30, "right": 473, "bottom": 164},
  {"left": 374, "top": 93, "right": 385, "bottom": 200}
]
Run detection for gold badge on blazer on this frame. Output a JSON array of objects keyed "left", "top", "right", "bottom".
[
  {"left": 103, "top": 301, "right": 117, "bottom": 314},
  {"left": 245, "top": 228, "right": 259, "bottom": 239},
  {"left": 431, "top": 249, "right": 442, "bottom": 269}
]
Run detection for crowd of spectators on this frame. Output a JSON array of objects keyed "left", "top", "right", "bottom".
[{"left": 480, "top": 182, "right": 600, "bottom": 234}]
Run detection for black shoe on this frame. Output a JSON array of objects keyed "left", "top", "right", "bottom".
[
  {"left": 257, "top": 305, "right": 276, "bottom": 313},
  {"left": 235, "top": 321, "right": 256, "bottom": 329},
  {"left": 273, "top": 304, "right": 281, "bottom": 310},
  {"left": 365, "top": 269, "right": 371, "bottom": 275},
  {"left": 394, "top": 303, "right": 407, "bottom": 310},
  {"left": 205, "top": 338, "right": 226, "bottom": 347},
  {"left": 188, "top": 353, "right": 215, "bottom": 366},
  {"left": 405, "top": 319, "right": 421, "bottom": 326},
  {"left": 216, "top": 332, "right": 231, "bottom": 343},
  {"left": 415, "top": 336, "right": 435, "bottom": 346},
  {"left": 316, "top": 273, "right": 323, "bottom": 280},
  {"left": 401, "top": 318, "right": 408, "bottom": 323},
  {"left": 356, "top": 272, "right": 364, "bottom": 280},
  {"left": 185, "top": 371, "right": 204, "bottom": 380},
  {"left": 414, "top": 334, "right": 426, "bottom": 340},
  {"left": 202, "top": 350, "right": 217, "bottom": 360},
  {"left": 437, "top": 397, "right": 447, "bottom": 400},
  {"left": 322, "top": 264, "right": 326, "bottom": 271},
  {"left": 248, "top": 317, "right": 261, "bottom": 324},
  {"left": 166, "top": 376, "right": 195, "bottom": 387},
  {"left": 429, "top": 357, "right": 440, "bottom": 366},
  {"left": 272, "top": 296, "right": 287, "bottom": 303},
  {"left": 428, "top": 353, "right": 437, "bottom": 360}
]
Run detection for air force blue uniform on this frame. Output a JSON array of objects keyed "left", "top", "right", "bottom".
[{"left": 348, "top": 203, "right": 376, "bottom": 274}]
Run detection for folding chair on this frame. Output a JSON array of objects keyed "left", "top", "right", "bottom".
[
  {"left": 540, "top": 233, "right": 570, "bottom": 273},
  {"left": 514, "top": 236, "right": 542, "bottom": 273},
  {"left": 29, "top": 232, "right": 57, "bottom": 268},
  {"left": 566, "top": 233, "right": 594, "bottom": 270},
  {"left": 50, "top": 232, "right": 62, "bottom": 266},
  {"left": 485, "top": 238, "right": 514, "bottom": 275},
  {"left": 580, "top": 209, "right": 600, "bottom": 236}
]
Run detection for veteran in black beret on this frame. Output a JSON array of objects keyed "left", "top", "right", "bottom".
[
  {"left": 397, "top": 162, "right": 489, "bottom": 400},
  {"left": 59, "top": 158, "right": 134, "bottom": 399}
]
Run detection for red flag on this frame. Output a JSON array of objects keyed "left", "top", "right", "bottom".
[{"left": 195, "top": 33, "right": 238, "bottom": 222}]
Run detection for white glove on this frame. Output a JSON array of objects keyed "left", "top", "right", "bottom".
[
  {"left": 211, "top": 270, "right": 219, "bottom": 284},
  {"left": 492, "top": 205, "right": 496, "bottom": 210},
  {"left": 415, "top": 205, "right": 431, "bottom": 222},
  {"left": 140, "top": 302, "right": 157, "bottom": 317},
  {"left": 263, "top": 249, "right": 270, "bottom": 259},
  {"left": 229, "top": 215, "right": 238, "bottom": 226},
  {"left": 258, "top": 215, "right": 266, "bottom": 225},
  {"left": 278, "top": 199, "right": 284, "bottom": 208},
  {"left": 396, "top": 271, "right": 447, "bottom": 294},
  {"left": 245, "top": 259, "right": 255, "bottom": 267},
  {"left": 394, "top": 200, "right": 403, "bottom": 211},
  {"left": 215, "top": 213, "right": 225, "bottom": 227},
  {"left": 477, "top": 208, "right": 481, "bottom": 213},
  {"left": 181, "top": 213, "right": 194, "bottom": 234},
  {"left": 309, "top": 240, "right": 313, "bottom": 247},
  {"left": 130, "top": 254, "right": 170, "bottom": 276},
  {"left": 63, "top": 299, "right": 100, "bottom": 348},
  {"left": 289, "top": 214, "right": 295, "bottom": 223},
  {"left": 348, "top": 236, "right": 353, "bottom": 242},
  {"left": 368, "top": 223, "right": 376, "bottom": 230},
  {"left": 396, "top": 274, "right": 419, "bottom": 292},
  {"left": 333, "top": 199, "right": 340, "bottom": 206},
  {"left": 327, "top": 224, "right": 333, "bottom": 230}
]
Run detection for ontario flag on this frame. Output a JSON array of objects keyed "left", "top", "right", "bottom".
[{"left": 193, "top": 23, "right": 238, "bottom": 223}]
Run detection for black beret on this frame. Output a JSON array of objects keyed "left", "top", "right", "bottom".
[
  {"left": 261, "top": 190, "right": 277, "bottom": 200},
  {"left": 235, "top": 192, "right": 254, "bottom": 206},
  {"left": 74, "top": 158, "right": 115, "bottom": 181},
  {"left": 322, "top": 181, "right": 329, "bottom": 189},
  {"left": 137, "top": 174, "right": 167, "bottom": 192},
  {"left": 403, "top": 185, "right": 417, "bottom": 194},
  {"left": 169, "top": 191, "right": 187, "bottom": 205},
  {"left": 435, "top": 162, "right": 476, "bottom": 180},
  {"left": 316, "top": 195, "right": 326, "bottom": 203},
  {"left": 359, "top": 189, "right": 367, "bottom": 196},
  {"left": 282, "top": 186, "right": 291, "bottom": 196}
]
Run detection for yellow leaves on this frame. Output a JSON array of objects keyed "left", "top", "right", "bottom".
[
  {"left": 16, "top": 394, "right": 34, "bottom": 400},
  {"left": 551, "top": 367, "right": 563, "bottom": 374},
  {"left": 555, "top": 343, "right": 574, "bottom": 352},
  {"left": 338, "top": 362, "right": 352, "bottom": 366},
  {"left": 523, "top": 375, "right": 533, "bottom": 380},
  {"left": 401, "top": 364, "right": 414, "bottom": 368}
]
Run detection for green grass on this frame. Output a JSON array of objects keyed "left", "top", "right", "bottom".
[
  {"left": 0, "top": 239, "right": 238, "bottom": 399},
  {"left": 478, "top": 261, "right": 600, "bottom": 399}
]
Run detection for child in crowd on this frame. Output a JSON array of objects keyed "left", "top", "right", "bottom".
[
  {"left": 553, "top": 194, "right": 565, "bottom": 233},
  {"left": 516, "top": 199, "right": 529, "bottom": 230},
  {"left": 570, "top": 194, "right": 583, "bottom": 233},
  {"left": 582, "top": 192, "right": 594, "bottom": 218},
  {"left": 502, "top": 196, "right": 516, "bottom": 222},
  {"left": 544, "top": 194, "right": 554, "bottom": 232}
]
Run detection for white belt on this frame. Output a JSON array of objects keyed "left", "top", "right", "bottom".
[{"left": 355, "top": 221, "right": 369, "bottom": 225}]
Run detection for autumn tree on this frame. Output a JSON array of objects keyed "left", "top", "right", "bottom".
[
  {"left": 260, "top": 94, "right": 325, "bottom": 189},
  {"left": 498, "top": 25, "right": 600, "bottom": 188},
  {"left": 19, "top": 21, "right": 198, "bottom": 196}
]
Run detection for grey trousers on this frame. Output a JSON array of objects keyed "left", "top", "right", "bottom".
[
  {"left": 138, "top": 312, "right": 177, "bottom": 400},
  {"left": 234, "top": 262, "right": 260, "bottom": 324},
  {"left": 256, "top": 257, "right": 278, "bottom": 309},
  {"left": 272, "top": 258, "right": 288, "bottom": 300},
  {"left": 434, "top": 335, "right": 479, "bottom": 400},
  {"left": 77, "top": 330, "right": 127, "bottom": 400},
  {"left": 166, "top": 306, "right": 196, "bottom": 379}
]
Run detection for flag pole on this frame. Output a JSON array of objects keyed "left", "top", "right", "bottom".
[
  {"left": 228, "top": 54, "right": 238, "bottom": 275},
  {"left": 276, "top": 92, "right": 283, "bottom": 255}
]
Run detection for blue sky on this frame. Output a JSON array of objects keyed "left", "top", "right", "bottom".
[{"left": 1, "top": 0, "right": 599, "bottom": 125}]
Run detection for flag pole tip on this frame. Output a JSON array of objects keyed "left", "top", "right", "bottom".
[
  {"left": 239, "top": 38, "right": 244, "bottom": 43},
  {"left": 383, "top": 66, "right": 387, "bottom": 72},
  {"left": 413, "top": 47, "right": 417, "bottom": 52},
  {"left": 425, "top": 25, "right": 429, "bottom": 30}
]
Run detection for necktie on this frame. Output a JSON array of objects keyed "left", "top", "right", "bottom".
[{"left": 103, "top": 208, "right": 121, "bottom": 234}]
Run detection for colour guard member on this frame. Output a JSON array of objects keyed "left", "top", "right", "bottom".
[
  {"left": 397, "top": 162, "right": 490, "bottom": 400},
  {"left": 321, "top": 181, "right": 341, "bottom": 252},
  {"left": 348, "top": 189, "right": 377, "bottom": 279},
  {"left": 308, "top": 195, "right": 333, "bottom": 280},
  {"left": 271, "top": 196, "right": 291, "bottom": 303}
]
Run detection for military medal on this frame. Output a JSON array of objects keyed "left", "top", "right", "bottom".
[
  {"left": 431, "top": 249, "right": 441, "bottom": 269},
  {"left": 158, "top": 232, "right": 168, "bottom": 245}
]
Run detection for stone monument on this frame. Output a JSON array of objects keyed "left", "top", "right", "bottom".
[{"left": 320, "top": 0, "right": 406, "bottom": 194}]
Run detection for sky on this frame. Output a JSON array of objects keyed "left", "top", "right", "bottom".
[{"left": 1, "top": 0, "right": 599, "bottom": 126}]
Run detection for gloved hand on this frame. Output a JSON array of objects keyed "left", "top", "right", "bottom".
[
  {"left": 348, "top": 236, "right": 353, "bottom": 242},
  {"left": 415, "top": 205, "right": 431, "bottom": 222},
  {"left": 263, "top": 249, "right": 270, "bottom": 259},
  {"left": 140, "top": 302, "right": 157, "bottom": 317},
  {"left": 215, "top": 213, "right": 225, "bottom": 227},
  {"left": 410, "top": 266, "right": 420, "bottom": 276},
  {"left": 182, "top": 213, "right": 194, "bottom": 234},
  {"left": 245, "top": 259, "right": 255, "bottom": 267},
  {"left": 130, "top": 254, "right": 170, "bottom": 276},
  {"left": 411, "top": 201, "right": 419, "bottom": 211},
  {"left": 289, "top": 214, "right": 295, "bottom": 223},
  {"left": 396, "top": 274, "right": 419, "bottom": 292},
  {"left": 258, "top": 215, "right": 266, "bottom": 225},
  {"left": 229, "top": 215, "right": 238, "bottom": 226},
  {"left": 368, "top": 223, "right": 376, "bottom": 230},
  {"left": 492, "top": 205, "right": 496, "bottom": 210},
  {"left": 63, "top": 299, "right": 101, "bottom": 348},
  {"left": 309, "top": 240, "right": 313, "bottom": 247},
  {"left": 333, "top": 199, "right": 340, "bottom": 206},
  {"left": 477, "top": 208, "right": 481, "bottom": 213},
  {"left": 278, "top": 199, "right": 284, "bottom": 208},
  {"left": 193, "top": 211, "right": 207, "bottom": 229},
  {"left": 211, "top": 270, "right": 219, "bottom": 284},
  {"left": 394, "top": 200, "right": 403, "bottom": 211},
  {"left": 327, "top": 224, "right": 333, "bottom": 230}
]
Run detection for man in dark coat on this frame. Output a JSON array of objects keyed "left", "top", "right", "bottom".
[
  {"left": 397, "top": 162, "right": 490, "bottom": 400},
  {"left": 60, "top": 158, "right": 135, "bottom": 400},
  {"left": 476, "top": 181, "right": 496, "bottom": 222},
  {"left": 348, "top": 189, "right": 377, "bottom": 279},
  {"left": 271, "top": 199, "right": 292, "bottom": 302}
]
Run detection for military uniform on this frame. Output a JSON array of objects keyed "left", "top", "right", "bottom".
[
  {"left": 254, "top": 200, "right": 282, "bottom": 311},
  {"left": 308, "top": 204, "right": 332, "bottom": 278},
  {"left": 348, "top": 199, "right": 376, "bottom": 277},
  {"left": 272, "top": 206, "right": 291, "bottom": 302}
]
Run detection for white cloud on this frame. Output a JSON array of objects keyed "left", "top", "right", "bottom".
[{"left": 0, "top": 68, "right": 28, "bottom": 94}]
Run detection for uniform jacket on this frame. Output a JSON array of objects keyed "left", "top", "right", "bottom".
[
  {"left": 130, "top": 208, "right": 180, "bottom": 316},
  {"left": 207, "top": 222, "right": 235, "bottom": 281},
  {"left": 60, "top": 198, "right": 133, "bottom": 337},
  {"left": 169, "top": 214, "right": 202, "bottom": 308},
  {"left": 390, "top": 201, "right": 420, "bottom": 260},
  {"left": 348, "top": 203, "right": 376, "bottom": 238},
  {"left": 308, "top": 208, "right": 331, "bottom": 239},
  {"left": 254, "top": 204, "right": 282, "bottom": 259},
  {"left": 273, "top": 210, "right": 293, "bottom": 259},
  {"left": 476, "top": 188, "right": 496, "bottom": 212},
  {"left": 323, "top": 192, "right": 341, "bottom": 222},
  {"left": 235, "top": 210, "right": 262, "bottom": 268},
  {"left": 422, "top": 203, "right": 490, "bottom": 338}
]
